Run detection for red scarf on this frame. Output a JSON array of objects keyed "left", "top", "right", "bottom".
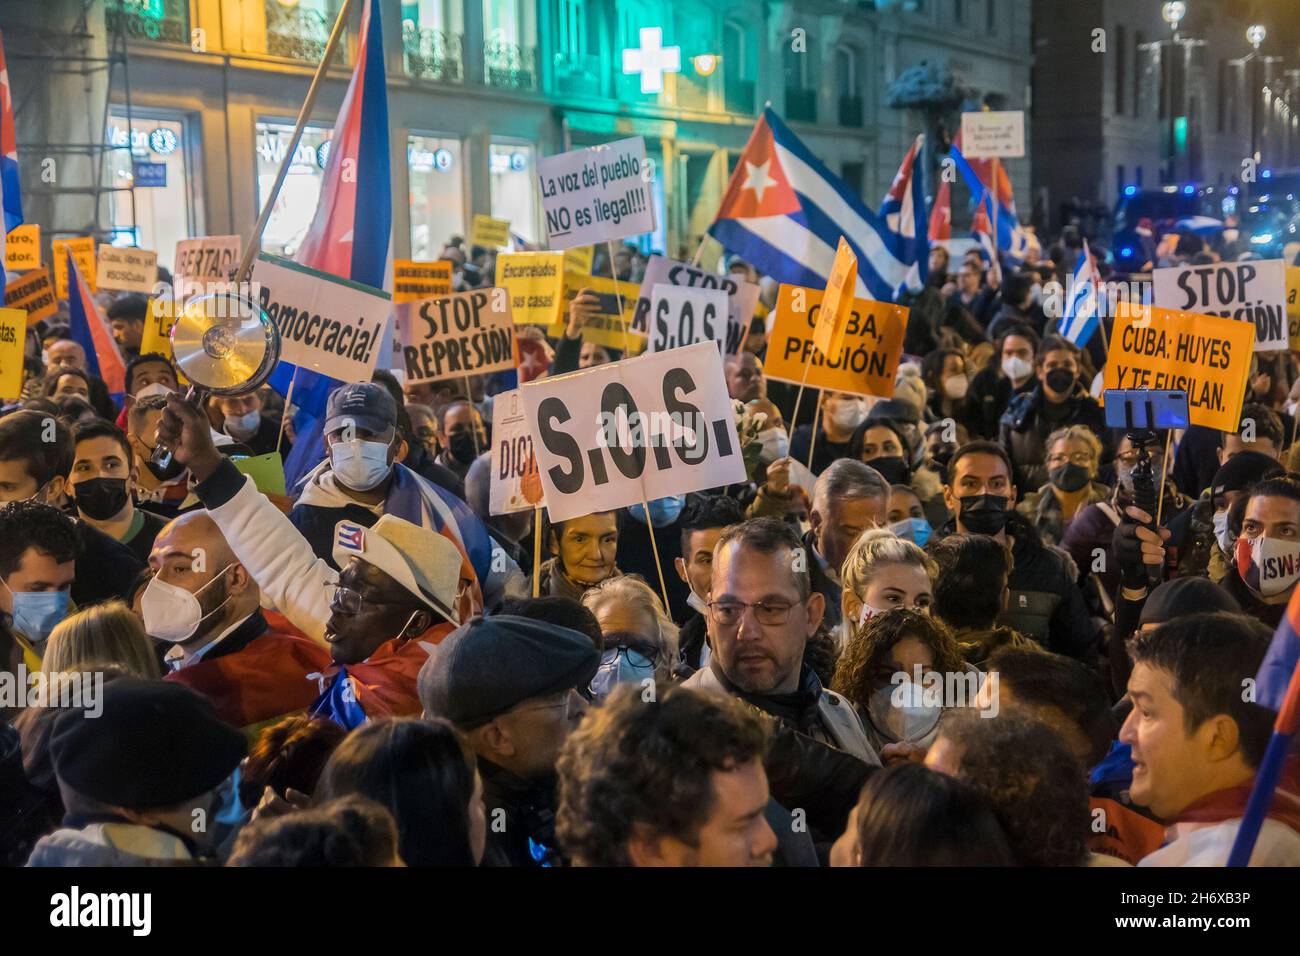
[{"left": 1173, "top": 754, "right": 1300, "bottom": 833}]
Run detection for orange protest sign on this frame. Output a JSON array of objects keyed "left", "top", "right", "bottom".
[
  {"left": 1102, "top": 301, "right": 1254, "bottom": 432},
  {"left": 52, "top": 236, "right": 96, "bottom": 299},
  {"left": 764, "top": 284, "right": 907, "bottom": 398},
  {"left": 5, "top": 224, "right": 40, "bottom": 271},
  {"left": 814, "top": 238, "right": 857, "bottom": 359},
  {"left": 4, "top": 267, "right": 58, "bottom": 325},
  {"left": 0, "top": 308, "right": 25, "bottom": 401},
  {"left": 393, "top": 259, "right": 453, "bottom": 304}
]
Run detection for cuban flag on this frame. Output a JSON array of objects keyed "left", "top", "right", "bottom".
[
  {"left": 1, "top": 30, "right": 23, "bottom": 270},
  {"left": 879, "top": 134, "right": 930, "bottom": 292},
  {"left": 708, "top": 108, "right": 920, "bottom": 302},
  {"left": 1060, "top": 238, "right": 1102, "bottom": 347},
  {"left": 66, "top": 253, "right": 127, "bottom": 396},
  {"left": 277, "top": 0, "right": 392, "bottom": 489},
  {"left": 945, "top": 137, "right": 1029, "bottom": 265}
]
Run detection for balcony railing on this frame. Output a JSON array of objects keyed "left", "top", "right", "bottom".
[
  {"left": 725, "top": 77, "right": 756, "bottom": 114},
  {"left": 839, "top": 94, "right": 864, "bottom": 127},
  {"left": 105, "top": 0, "right": 189, "bottom": 44},
  {"left": 265, "top": 2, "right": 332, "bottom": 62},
  {"left": 786, "top": 86, "right": 818, "bottom": 123},
  {"left": 402, "top": 23, "right": 463, "bottom": 83},
  {"left": 554, "top": 53, "right": 602, "bottom": 97},
  {"left": 485, "top": 40, "right": 537, "bottom": 91}
]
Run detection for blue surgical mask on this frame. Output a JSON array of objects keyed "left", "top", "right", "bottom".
[
  {"left": 628, "top": 495, "right": 686, "bottom": 528},
  {"left": 889, "top": 516, "right": 932, "bottom": 547},
  {"left": 589, "top": 639, "right": 658, "bottom": 701},
  {"left": 10, "top": 589, "right": 70, "bottom": 643}
]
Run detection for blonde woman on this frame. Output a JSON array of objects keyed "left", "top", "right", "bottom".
[
  {"left": 41, "top": 600, "right": 160, "bottom": 680},
  {"left": 581, "top": 575, "right": 680, "bottom": 698},
  {"left": 1016, "top": 425, "right": 1108, "bottom": 546},
  {"left": 839, "top": 528, "right": 938, "bottom": 633}
]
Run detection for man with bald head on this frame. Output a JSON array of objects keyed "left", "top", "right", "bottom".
[
  {"left": 146, "top": 510, "right": 331, "bottom": 730},
  {"left": 725, "top": 352, "right": 766, "bottom": 402}
]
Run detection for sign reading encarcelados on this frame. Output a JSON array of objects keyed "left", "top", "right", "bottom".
[
  {"left": 393, "top": 259, "right": 453, "bottom": 304},
  {"left": 394, "top": 288, "right": 516, "bottom": 383},
  {"left": 490, "top": 388, "right": 546, "bottom": 516},
  {"left": 1102, "top": 301, "right": 1254, "bottom": 432},
  {"left": 630, "top": 255, "right": 759, "bottom": 355},
  {"left": 538, "top": 137, "right": 656, "bottom": 249},
  {"left": 496, "top": 252, "right": 565, "bottom": 326},
  {"left": 252, "top": 253, "right": 391, "bottom": 383},
  {"left": 763, "top": 285, "right": 908, "bottom": 398},
  {"left": 521, "top": 340, "right": 745, "bottom": 523},
  {"left": 1153, "top": 259, "right": 1287, "bottom": 351}
]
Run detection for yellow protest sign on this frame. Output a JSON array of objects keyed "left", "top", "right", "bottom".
[
  {"left": 471, "top": 214, "right": 511, "bottom": 250},
  {"left": 764, "top": 284, "right": 908, "bottom": 398},
  {"left": 97, "top": 246, "right": 158, "bottom": 294},
  {"left": 1103, "top": 301, "right": 1254, "bottom": 432},
  {"left": 814, "top": 238, "right": 858, "bottom": 359},
  {"left": 4, "top": 268, "right": 58, "bottom": 325},
  {"left": 5, "top": 224, "right": 40, "bottom": 271},
  {"left": 393, "top": 259, "right": 453, "bottom": 304},
  {"left": 560, "top": 272, "right": 644, "bottom": 354},
  {"left": 496, "top": 252, "right": 564, "bottom": 326},
  {"left": 1288, "top": 266, "right": 1300, "bottom": 351},
  {"left": 563, "top": 246, "right": 594, "bottom": 276},
  {"left": 140, "top": 298, "right": 176, "bottom": 360},
  {"left": 52, "top": 236, "right": 96, "bottom": 299},
  {"left": 0, "top": 308, "right": 25, "bottom": 401}
]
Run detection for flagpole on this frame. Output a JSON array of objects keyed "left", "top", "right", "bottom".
[
  {"left": 605, "top": 238, "right": 634, "bottom": 356},
  {"left": 807, "top": 401, "right": 822, "bottom": 472},
  {"left": 532, "top": 505, "right": 543, "bottom": 597},
  {"left": 275, "top": 369, "right": 298, "bottom": 460}
]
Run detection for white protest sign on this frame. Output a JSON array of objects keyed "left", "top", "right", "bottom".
[
  {"left": 394, "top": 288, "right": 516, "bottom": 383},
  {"left": 252, "top": 253, "right": 391, "bottom": 383},
  {"left": 538, "top": 137, "right": 656, "bottom": 249},
  {"left": 490, "top": 389, "right": 547, "bottom": 516},
  {"left": 521, "top": 340, "right": 746, "bottom": 522},
  {"left": 646, "top": 285, "right": 729, "bottom": 354},
  {"left": 1153, "top": 259, "right": 1288, "bottom": 352},
  {"left": 630, "top": 254, "right": 760, "bottom": 354},
  {"left": 96, "top": 246, "right": 157, "bottom": 293},
  {"left": 960, "top": 111, "right": 1025, "bottom": 158},
  {"left": 174, "top": 235, "right": 241, "bottom": 281}
]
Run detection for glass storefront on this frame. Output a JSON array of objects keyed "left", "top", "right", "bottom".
[
  {"left": 256, "top": 120, "right": 333, "bottom": 258},
  {"left": 409, "top": 134, "right": 466, "bottom": 258},
  {"left": 105, "top": 112, "right": 193, "bottom": 271},
  {"left": 489, "top": 141, "right": 537, "bottom": 243}
]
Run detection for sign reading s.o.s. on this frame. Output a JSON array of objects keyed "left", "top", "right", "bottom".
[
  {"left": 630, "top": 255, "right": 759, "bottom": 355},
  {"left": 645, "top": 285, "right": 729, "bottom": 354},
  {"left": 521, "top": 340, "right": 745, "bottom": 522}
]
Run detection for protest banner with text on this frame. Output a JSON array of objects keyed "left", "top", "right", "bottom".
[
  {"left": 521, "top": 340, "right": 745, "bottom": 522},
  {"left": 1286, "top": 266, "right": 1300, "bottom": 351},
  {"left": 490, "top": 388, "right": 546, "bottom": 515},
  {"left": 0, "top": 308, "right": 25, "bottom": 401},
  {"left": 52, "top": 237, "right": 96, "bottom": 299},
  {"left": 645, "top": 285, "right": 729, "bottom": 354},
  {"left": 4, "top": 268, "right": 58, "bottom": 325},
  {"left": 471, "top": 215, "right": 511, "bottom": 250},
  {"left": 496, "top": 252, "right": 565, "bottom": 327},
  {"left": 174, "top": 235, "right": 241, "bottom": 282},
  {"left": 560, "top": 272, "right": 643, "bottom": 353},
  {"left": 763, "top": 285, "right": 908, "bottom": 398},
  {"left": 564, "top": 246, "right": 594, "bottom": 275},
  {"left": 538, "top": 137, "right": 655, "bottom": 249},
  {"left": 393, "top": 259, "right": 453, "bottom": 303},
  {"left": 4, "top": 224, "right": 39, "bottom": 271},
  {"left": 960, "top": 111, "right": 1026, "bottom": 158},
  {"left": 394, "top": 287, "right": 516, "bottom": 384},
  {"left": 97, "top": 246, "right": 158, "bottom": 294},
  {"left": 1153, "top": 259, "right": 1287, "bottom": 352},
  {"left": 252, "top": 253, "right": 391, "bottom": 383},
  {"left": 1102, "top": 301, "right": 1254, "bottom": 432},
  {"left": 630, "top": 255, "right": 759, "bottom": 355}
]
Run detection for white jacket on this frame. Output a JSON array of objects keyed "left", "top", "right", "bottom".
[{"left": 1138, "top": 818, "right": 1300, "bottom": 867}]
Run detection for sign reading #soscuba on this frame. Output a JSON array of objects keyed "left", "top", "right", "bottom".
[{"left": 538, "top": 137, "right": 656, "bottom": 250}]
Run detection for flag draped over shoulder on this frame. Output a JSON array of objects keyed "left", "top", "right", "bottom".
[
  {"left": 277, "top": 0, "right": 392, "bottom": 489},
  {"left": 708, "top": 108, "right": 923, "bottom": 301},
  {"left": 66, "top": 254, "right": 126, "bottom": 396}
]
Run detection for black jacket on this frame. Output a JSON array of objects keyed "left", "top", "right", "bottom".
[
  {"left": 478, "top": 761, "right": 562, "bottom": 867},
  {"left": 802, "top": 529, "right": 842, "bottom": 631},
  {"left": 73, "top": 519, "right": 145, "bottom": 609},
  {"left": 999, "top": 384, "right": 1109, "bottom": 494}
]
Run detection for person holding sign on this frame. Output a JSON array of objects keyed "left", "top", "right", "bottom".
[
  {"left": 552, "top": 288, "right": 616, "bottom": 376},
  {"left": 537, "top": 512, "right": 621, "bottom": 602}
]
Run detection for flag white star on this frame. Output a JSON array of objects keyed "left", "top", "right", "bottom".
[{"left": 742, "top": 160, "right": 779, "bottom": 203}]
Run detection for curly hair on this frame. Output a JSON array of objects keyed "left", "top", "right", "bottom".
[
  {"left": 555, "top": 684, "right": 769, "bottom": 867},
  {"left": 0, "top": 500, "right": 80, "bottom": 578},
  {"left": 830, "top": 608, "right": 965, "bottom": 710},
  {"left": 238, "top": 715, "right": 349, "bottom": 809},
  {"left": 935, "top": 710, "right": 1089, "bottom": 866},
  {"left": 227, "top": 795, "right": 400, "bottom": 867}
]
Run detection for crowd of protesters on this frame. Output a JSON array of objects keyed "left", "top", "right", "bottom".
[{"left": 1, "top": 223, "right": 1299, "bottom": 870}]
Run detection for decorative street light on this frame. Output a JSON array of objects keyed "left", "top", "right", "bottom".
[
  {"left": 1247, "top": 24, "right": 1266, "bottom": 51},
  {"left": 1161, "top": 2, "right": 1186, "bottom": 32}
]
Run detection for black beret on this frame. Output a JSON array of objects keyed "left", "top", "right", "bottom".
[
  {"left": 1211, "top": 451, "right": 1284, "bottom": 497},
  {"left": 50, "top": 677, "right": 246, "bottom": 810},
  {"left": 418, "top": 614, "right": 600, "bottom": 729},
  {"left": 1139, "top": 577, "right": 1242, "bottom": 627}
]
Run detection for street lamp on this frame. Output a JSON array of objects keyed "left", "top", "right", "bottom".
[
  {"left": 1142, "top": 2, "right": 1203, "bottom": 182},
  {"left": 1247, "top": 24, "right": 1266, "bottom": 51},
  {"left": 1236, "top": 24, "right": 1282, "bottom": 163}
]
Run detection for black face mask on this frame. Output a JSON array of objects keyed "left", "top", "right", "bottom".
[
  {"left": 866, "top": 455, "right": 910, "bottom": 485},
  {"left": 72, "top": 477, "right": 130, "bottom": 521},
  {"left": 447, "top": 431, "right": 480, "bottom": 464},
  {"left": 1044, "top": 368, "right": 1075, "bottom": 396},
  {"left": 958, "top": 493, "right": 1010, "bottom": 535},
  {"left": 1049, "top": 462, "right": 1091, "bottom": 493},
  {"left": 145, "top": 454, "right": 185, "bottom": 483}
]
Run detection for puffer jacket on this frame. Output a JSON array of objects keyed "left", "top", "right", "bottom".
[{"left": 999, "top": 385, "right": 1109, "bottom": 494}]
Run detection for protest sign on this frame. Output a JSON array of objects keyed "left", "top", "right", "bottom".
[
  {"left": 496, "top": 252, "right": 565, "bottom": 327},
  {"left": 471, "top": 215, "right": 511, "bottom": 250},
  {"left": 630, "top": 255, "right": 760, "bottom": 355},
  {"left": 252, "top": 253, "right": 391, "bottom": 383},
  {"left": 233, "top": 453, "right": 287, "bottom": 496},
  {"left": 564, "top": 246, "right": 594, "bottom": 275},
  {"left": 538, "top": 137, "right": 655, "bottom": 249},
  {"left": 140, "top": 298, "right": 177, "bottom": 361},
  {"left": 1102, "top": 301, "right": 1254, "bottom": 432},
  {"left": 521, "top": 340, "right": 745, "bottom": 522},
  {"left": 1153, "top": 259, "right": 1287, "bottom": 352},
  {"left": 4, "top": 224, "right": 39, "bottom": 271},
  {"left": 97, "top": 246, "right": 158, "bottom": 294},
  {"left": 1288, "top": 266, "right": 1300, "bottom": 351},
  {"left": 0, "top": 308, "right": 25, "bottom": 401},
  {"left": 814, "top": 238, "right": 858, "bottom": 359},
  {"left": 394, "top": 287, "right": 516, "bottom": 384},
  {"left": 646, "top": 285, "right": 729, "bottom": 354},
  {"left": 763, "top": 285, "right": 908, "bottom": 398},
  {"left": 4, "top": 268, "right": 58, "bottom": 325},
  {"left": 960, "top": 111, "right": 1026, "bottom": 158},
  {"left": 490, "top": 388, "right": 546, "bottom": 516},
  {"left": 52, "top": 237, "right": 96, "bottom": 299},
  {"left": 174, "top": 235, "right": 241, "bottom": 281},
  {"left": 560, "top": 272, "right": 643, "bottom": 352},
  {"left": 393, "top": 259, "right": 453, "bottom": 303}
]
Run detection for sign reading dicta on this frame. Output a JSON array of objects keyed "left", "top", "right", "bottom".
[
  {"left": 490, "top": 388, "right": 546, "bottom": 516},
  {"left": 538, "top": 137, "right": 656, "bottom": 249},
  {"left": 521, "top": 340, "right": 745, "bottom": 522},
  {"left": 394, "top": 288, "right": 516, "bottom": 383}
]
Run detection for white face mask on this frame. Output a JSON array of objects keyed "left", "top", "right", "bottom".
[
  {"left": 1212, "top": 509, "right": 1233, "bottom": 557},
  {"left": 686, "top": 587, "right": 708, "bottom": 615},
  {"left": 756, "top": 426, "right": 789, "bottom": 463},
  {"left": 224, "top": 410, "right": 261, "bottom": 439},
  {"left": 1001, "top": 355, "right": 1033, "bottom": 382},
  {"left": 330, "top": 439, "right": 392, "bottom": 491},
  {"left": 141, "top": 565, "right": 234, "bottom": 644},
  {"left": 1237, "top": 535, "right": 1300, "bottom": 598},
  {"left": 830, "top": 399, "right": 866, "bottom": 431},
  {"left": 135, "top": 382, "right": 174, "bottom": 400},
  {"left": 867, "top": 681, "right": 942, "bottom": 745},
  {"left": 943, "top": 375, "right": 969, "bottom": 400}
]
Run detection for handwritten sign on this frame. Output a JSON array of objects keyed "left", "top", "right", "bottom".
[
  {"left": 471, "top": 215, "right": 511, "bottom": 250},
  {"left": 4, "top": 268, "right": 58, "bottom": 325},
  {"left": 1154, "top": 259, "right": 1287, "bottom": 352},
  {"left": 490, "top": 388, "right": 546, "bottom": 515},
  {"left": 140, "top": 298, "right": 177, "bottom": 361},
  {"left": 496, "top": 252, "right": 565, "bottom": 327},
  {"left": 564, "top": 246, "right": 594, "bottom": 275},
  {"left": 394, "top": 288, "right": 516, "bottom": 383},
  {"left": 97, "top": 247, "right": 158, "bottom": 294},
  {"left": 52, "top": 236, "right": 96, "bottom": 299},
  {"left": 4, "top": 224, "right": 40, "bottom": 271},
  {"left": 0, "top": 308, "right": 25, "bottom": 401},
  {"left": 538, "top": 137, "right": 655, "bottom": 249},
  {"left": 174, "top": 236, "right": 241, "bottom": 281},
  {"left": 960, "top": 111, "right": 1026, "bottom": 158},
  {"left": 393, "top": 259, "right": 453, "bottom": 304}
]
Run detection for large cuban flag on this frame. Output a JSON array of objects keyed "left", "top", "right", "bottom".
[
  {"left": 67, "top": 254, "right": 127, "bottom": 396},
  {"left": 708, "top": 108, "right": 922, "bottom": 302}
]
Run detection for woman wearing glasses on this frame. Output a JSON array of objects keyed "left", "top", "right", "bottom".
[
  {"left": 1015, "top": 426, "right": 1109, "bottom": 547},
  {"left": 581, "top": 575, "right": 679, "bottom": 701}
]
